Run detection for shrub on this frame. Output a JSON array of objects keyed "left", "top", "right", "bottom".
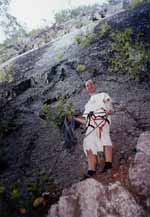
[
  {"left": 129, "top": 0, "right": 143, "bottom": 8},
  {"left": 0, "top": 69, "right": 13, "bottom": 83},
  {"left": 75, "top": 22, "right": 110, "bottom": 47},
  {"left": 75, "top": 34, "right": 83, "bottom": 45},
  {"left": 54, "top": 4, "right": 101, "bottom": 24},
  {"left": 76, "top": 64, "right": 86, "bottom": 73},
  {"left": 98, "top": 21, "right": 110, "bottom": 37},
  {"left": 11, "top": 187, "right": 21, "bottom": 201},
  {"left": 0, "top": 65, "right": 14, "bottom": 83},
  {"left": 54, "top": 9, "right": 71, "bottom": 23},
  {"left": 27, "top": 182, "right": 42, "bottom": 197},
  {"left": 75, "top": 21, "right": 84, "bottom": 29},
  {"left": 41, "top": 96, "right": 75, "bottom": 127},
  {"left": 75, "top": 32, "right": 97, "bottom": 47},
  {"left": 56, "top": 53, "right": 64, "bottom": 61},
  {"left": 107, "top": 28, "right": 149, "bottom": 79}
]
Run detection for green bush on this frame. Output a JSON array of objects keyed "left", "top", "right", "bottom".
[
  {"left": 127, "top": 0, "right": 150, "bottom": 9},
  {"left": 107, "top": 28, "right": 149, "bottom": 79},
  {"left": 75, "top": 21, "right": 84, "bottom": 29},
  {"left": 82, "top": 33, "right": 97, "bottom": 47},
  {"left": 129, "top": 0, "right": 143, "bottom": 8},
  {"left": 54, "top": 4, "right": 101, "bottom": 24},
  {"left": 0, "top": 69, "right": 13, "bottom": 83},
  {"left": 75, "top": 34, "right": 83, "bottom": 45},
  {"left": 27, "top": 182, "right": 42, "bottom": 197},
  {"left": 56, "top": 53, "right": 64, "bottom": 61},
  {"left": 11, "top": 187, "right": 21, "bottom": 201},
  {"left": 41, "top": 96, "right": 75, "bottom": 127},
  {"left": 98, "top": 21, "right": 110, "bottom": 37},
  {"left": 75, "top": 22, "right": 110, "bottom": 47},
  {"left": 75, "top": 32, "right": 97, "bottom": 47},
  {"left": 76, "top": 64, "right": 86, "bottom": 73},
  {"left": 54, "top": 9, "right": 70, "bottom": 24},
  {"left": 0, "top": 65, "right": 14, "bottom": 83}
]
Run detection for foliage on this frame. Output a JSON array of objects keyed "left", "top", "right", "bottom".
[
  {"left": 0, "top": 64, "right": 14, "bottom": 83},
  {"left": 0, "top": 175, "right": 60, "bottom": 216},
  {"left": 127, "top": 0, "right": 150, "bottom": 9},
  {"left": 56, "top": 96, "right": 75, "bottom": 126},
  {"left": 54, "top": 9, "right": 70, "bottom": 24},
  {"left": 54, "top": 3, "right": 100, "bottom": 24},
  {"left": 75, "top": 22, "right": 110, "bottom": 47},
  {"left": 25, "top": 180, "right": 44, "bottom": 209},
  {"left": 82, "top": 33, "right": 97, "bottom": 47},
  {"left": 0, "top": 0, "right": 27, "bottom": 40},
  {"left": 26, "top": 28, "right": 44, "bottom": 37},
  {"left": 41, "top": 96, "right": 75, "bottom": 127},
  {"left": 0, "top": 0, "right": 11, "bottom": 15},
  {"left": 10, "top": 185, "right": 21, "bottom": 201},
  {"left": 98, "top": 21, "right": 111, "bottom": 37},
  {"left": 75, "top": 20, "right": 84, "bottom": 29},
  {"left": 26, "top": 176, "right": 59, "bottom": 210},
  {"left": 0, "top": 69, "right": 13, "bottom": 83},
  {"left": 27, "top": 182, "right": 42, "bottom": 197},
  {"left": 0, "top": 184, "right": 6, "bottom": 198},
  {"left": 76, "top": 64, "right": 86, "bottom": 73},
  {"left": 75, "top": 32, "right": 97, "bottom": 47},
  {"left": 33, "top": 197, "right": 43, "bottom": 208},
  {"left": 75, "top": 33, "right": 83, "bottom": 45},
  {"left": 129, "top": 0, "right": 143, "bottom": 8},
  {"left": 108, "top": 28, "right": 149, "bottom": 79},
  {"left": 56, "top": 53, "right": 64, "bottom": 61},
  {"left": 0, "top": 43, "right": 6, "bottom": 49}
]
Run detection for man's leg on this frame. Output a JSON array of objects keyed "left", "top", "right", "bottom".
[
  {"left": 104, "top": 146, "right": 112, "bottom": 162},
  {"left": 86, "top": 149, "right": 97, "bottom": 176},
  {"left": 103, "top": 146, "right": 112, "bottom": 170},
  {"left": 100, "top": 122, "right": 113, "bottom": 171}
]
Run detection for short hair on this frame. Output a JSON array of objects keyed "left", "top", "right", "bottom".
[{"left": 85, "top": 79, "right": 95, "bottom": 87}]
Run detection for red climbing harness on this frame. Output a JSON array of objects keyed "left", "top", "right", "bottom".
[{"left": 84, "top": 111, "right": 110, "bottom": 138}]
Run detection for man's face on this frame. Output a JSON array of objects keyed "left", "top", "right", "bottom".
[{"left": 85, "top": 80, "right": 96, "bottom": 94}]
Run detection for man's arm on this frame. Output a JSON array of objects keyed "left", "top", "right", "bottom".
[
  {"left": 103, "top": 94, "right": 113, "bottom": 115},
  {"left": 74, "top": 116, "right": 86, "bottom": 125}
]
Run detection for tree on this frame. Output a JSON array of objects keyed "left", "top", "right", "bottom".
[
  {"left": 0, "top": 0, "right": 26, "bottom": 41},
  {"left": 0, "top": 0, "right": 10, "bottom": 14}
]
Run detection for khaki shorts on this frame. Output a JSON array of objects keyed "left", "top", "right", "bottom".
[{"left": 83, "top": 121, "right": 112, "bottom": 156}]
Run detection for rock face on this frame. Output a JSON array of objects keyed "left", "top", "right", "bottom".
[
  {"left": 0, "top": 3, "right": 150, "bottom": 198},
  {"left": 129, "top": 131, "right": 150, "bottom": 211},
  {"left": 0, "top": 1, "right": 127, "bottom": 64},
  {"left": 47, "top": 179, "right": 145, "bottom": 217}
]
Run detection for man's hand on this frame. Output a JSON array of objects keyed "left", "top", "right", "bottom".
[
  {"left": 74, "top": 116, "right": 86, "bottom": 125},
  {"left": 67, "top": 115, "right": 73, "bottom": 122},
  {"left": 106, "top": 110, "right": 113, "bottom": 115}
]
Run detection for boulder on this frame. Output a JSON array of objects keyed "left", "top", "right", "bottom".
[
  {"left": 47, "top": 178, "right": 145, "bottom": 217},
  {"left": 129, "top": 131, "right": 150, "bottom": 209}
]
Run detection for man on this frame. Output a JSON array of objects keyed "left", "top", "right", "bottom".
[{"left": 75, "top": 79, "right": 113, "bottom": 177}]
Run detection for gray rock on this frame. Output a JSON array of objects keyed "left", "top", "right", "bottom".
[
  {"left": 129, "top": 132, "right": 150, "bottom": 206},
  {"left": 47, "top": 179, "right": 145, "bottom": 217}
]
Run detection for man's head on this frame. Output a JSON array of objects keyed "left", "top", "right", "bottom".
[{"left": 85, "top": 79, "right": 96, "bottom": 95}]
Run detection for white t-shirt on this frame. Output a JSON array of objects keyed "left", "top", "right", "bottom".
[{"left": 83, "top": 92, "right": 113, "bottom": 123}]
